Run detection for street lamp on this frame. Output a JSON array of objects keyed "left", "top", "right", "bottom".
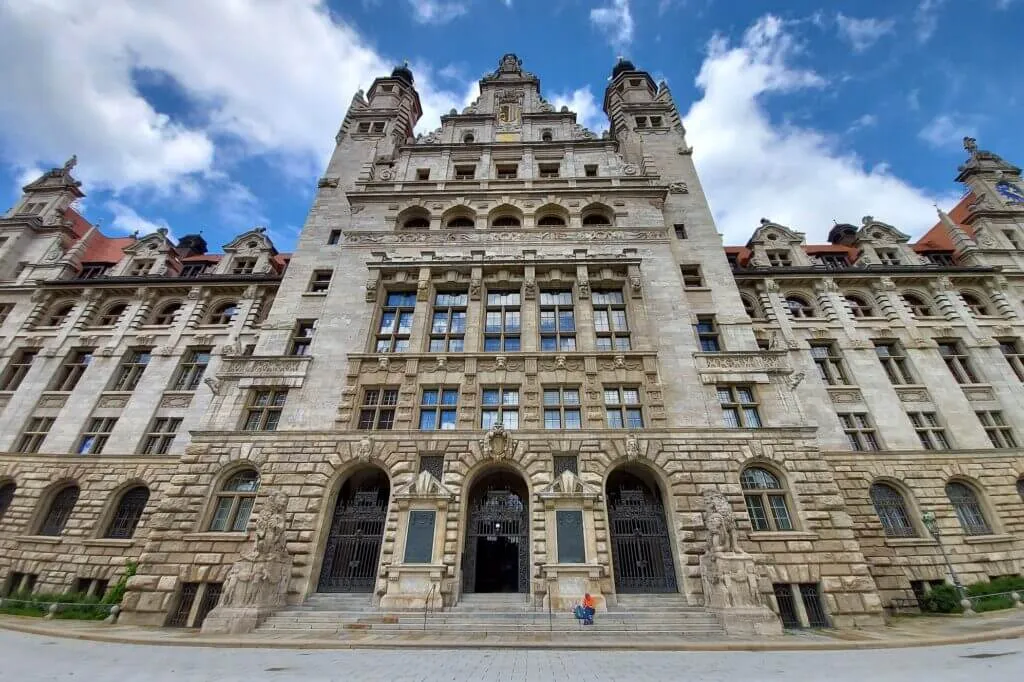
[{"left": 921, "top": 511, "right": 968, "bottom": 604}]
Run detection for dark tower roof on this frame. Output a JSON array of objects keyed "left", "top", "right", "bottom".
[
  {"left": 612, "top": 58, "right": 637, "bottom": 79},
  {"left": 391, "top": 63, "right": 414, "bottom": 86},
  {"left": 176, "top": 233, "right": 208, "bottom": 256},
  {"left": 827, "top": 223, "right": 858, "bottom": 246}
]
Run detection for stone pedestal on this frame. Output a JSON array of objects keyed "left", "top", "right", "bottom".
[
  {"left": 539, "top": 563, "right": 606, "bottom": 611},
  {"left": 200, "top": 606, "right": 277, "bottom": 635},
  {"left": 379, "top": 564, "right": 446, "bottom": 610},
  {"left": 700, "top": 551, "right": 782, "bottom": 637}
]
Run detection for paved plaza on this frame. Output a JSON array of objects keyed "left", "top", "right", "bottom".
[{"left": 0, "top": 629, "right": 1020, "bottom": 682}]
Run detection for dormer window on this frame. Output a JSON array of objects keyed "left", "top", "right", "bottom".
[
  {"left": 129, "top": 259, "right": 154, "bottom": 276},
  {"left": 232, "top": 258, "right": 257, "bottom": 275},
  {"left": 876, "top": 248, "right": 901, "bottom": 265},
  {"left": 207, "top": 302, "right": 238, "bottom": 325},
  {"left": 43, "top": 303, "right": 74, "bottom": 327},
  {"left": 629, "top": 79, "right": 641, "bottom": 87},
  {"left": 16, "top": 202, "right": 46, "bottom": 215},
  {"left": 766, "top": 251, "right": 792, "bottom": 267},
  {"left": 180, "top": 263, "right": 208, "bottom": 278},
  {"left": 80, "top": 264, "right": 110, "bottom": 279},
  {"left": 818, "top": 254, "right": 848, "bottom": 269},
  {"left": 925, "top": 251, "right": 956, "bottom": 266}
]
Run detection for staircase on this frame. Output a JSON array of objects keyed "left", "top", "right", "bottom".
[{"left": 256, "top": 592, "right": 725, "bottom": 639}]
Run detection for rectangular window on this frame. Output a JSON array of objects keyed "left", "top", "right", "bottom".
[
  {"left": 876, "top": 248, "right": 901, "bottom": 265},
  {"left": 327, "top": 229, "right": 342, "bottom": 245},
  {"left": 484, "top": 291, "right": 521, "bottom": 351},
  {"left": 874, "top": 341, "right": 915, "bottom": 385},
  {"left": 937, "top": 341, "right": 979, "bottom": 384},
  {"left": 171, "top": 347, "right": 211, "bottom": 391},
  {"left": 818, "top": 254, "right": 849, "bottom": 269},
  {"left": 128, "top": 259, "right": 154, "bottom": 276},
  {"left": 16, "top": 417, "right": 54, "bottom": 454},
  {"left": 544, "top": 387, "right": 582, "bottom": 430},
  {"left": 649, "top": 116, "right": 663, "bottom": 127},
  {"left": 593, "top": 289, "right": 630, "bottom": 351},
  {"left": 680, "top": 265, "right": 704, "bottom": 288},
  {"left": 907, "top": 411, "right": 950, "bottom": 450},
  {"left": 766, "top": 251, "right": 792, "bottom": 267},
  {"left": 538, "top": 163, "right": 560, "bottom": 179},
  {"left": 429, "top": 291, "right": 467, "bottom": 352},
  {"left": 80, "top": 264, "right": 110, "bottom": 279},
  {"left": 539, "top": 290, "right": 576, "bottom": 351},
  {"left": 925, "top": 252, "right": 956, "bottom": 266},
  {"left": 307, "top": 269, "right": 332, "bottom": 293},
  {"left": 357, "top": 122, "right": 370, "bottom": 133},
  {"left": 110, "top": 348, "right": 151, "bottom": 391},
  {"left": 49, "top": 349, "right": 93, "bottom": 392},
  {"left": 76, "top": 417, "right": 118, "bottom": 454},
  {"left": 242, "top": 390, "right": 287, "bottom": 431},
  {"left": 604, "top": 386, "right": 643, "bottom": 429},
  {"left": 140, "top": 417, "right": 182, "bottom": 455},
  {"left": 0, "top": 348, "right": 37, "bottom": 391},
  {"left": 553, "top": 454, "right": 579, "bottom": 476},
  {"left": 977, "top": 410, "right": 1016, "bottom": 448},
  {"left": 404, "top": 510, "right": 436, "bottom": 564},
  {"left": 838, "top": 413, "right": 880, "bottom": 451},
  {"left": 358, "top": 388, "right": 398, "bottom": 430},
  {"left": 419, "top": 388, "right": 459, "bottom": 430},
  {"left": 695, "top": 316, "right": 721, "bottom": 352},
  {"left": 999, "top": 339, "right": 1024, "bottom": 381},
  {"left": 809, "top": 342, "right": 848, "bottom": 385},
  {"left": 584, "top": 164, "right": 598, "bottom": 178},
  {"left": 415, "top": 168, "right": 430, "bottom": 181},
  {"left": 179, "top": 263, "right": 208, "bottom": 278},
  {"left": 718, "top": 385, "right": 762, "bottom": 428},
  {"left": 556, "top": 510, "right": 586, "bottom": 563},
  {"left": 376, "top": 292, "right": 416, "bottom": 353},
  {"left": 481, "top": 386, "right": 520, "bottom": 430},
  {"left": 0, "top": 303, "right": 11, "bottom": 326},
  {"left": 635, "top": 116, "right": 647, "bottom": 128},
  {"left": 287, "top": 319, "right": 316, "bottom": 356},
  {"left": 371, "top": 121, "right": 385, "bottom": 134},
  {"left": 454, "top": 165, "right": 475, "bottom": 180},
  {"left": 496, "top": 164, "right": 518, "bottom": 180},
  {"left": 231, "top": 258, "right": 256, "bottom": 275}
]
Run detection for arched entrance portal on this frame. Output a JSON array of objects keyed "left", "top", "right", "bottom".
[
  {"left": 317, "top": 467, "right": 390, "bottom": 593},
  {"left": 462, "top": 469, "right": 529, "bottom": 594},
  {"left": 606, "top": 466, "right": 678, "bottom": 593}
]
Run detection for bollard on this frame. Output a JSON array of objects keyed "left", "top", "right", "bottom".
[
  {"left": 103, "top": 604, "right": 120, "bottom": 625},
  {"left": 1012, "top": 592, "right": 1022, "bottom": 609},
  {"left": 960, "top": 598, "right": 977, "bottom": 617},
  {"left": 44, "top": 603, "right": 59, "bottom": 620}
]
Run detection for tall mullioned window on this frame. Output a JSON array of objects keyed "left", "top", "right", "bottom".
[
  {"left": 481, "top": 387, "right": 520, "bottom": 429},
  {"left": 209, "top": 470, "right": 259, "bottom": 532},
  {"left": 717, "top": 385, "right": 762, "bottom": 428},
  {"left": 16, "top": 417, "right": 54, "bottom": 454},
  {"left": 874, "top": 341, "right": 915, "bottom": 385},
  {"left": 603, "top": 386, "right": 642, "bottom": 429},
  {"left": 741, "top": 468, "right": 793, "bottom": 532},
  {"left": 937, "top": 341, "right": 979, "bottom": 384},
  {"left": 419, "top": 388, "right": 458, "bottom": 430},
  {"left": 242, "top": 390, "right": 287, "bottom": 431},
  {"left": 838, "top": 413, "right": 880, "bottom": 451},
  {"left": 869, "top": 483, "right": 917, "bottom": 538},
  {"left": 484, "top": 291, "right": 521, "bottom": 351},
  {"left": 907, "top": 411, "right": 950, "bottom": 450},
  {"left": 358, "top": 388, "right": 398, "bottom": 430},
  {"left": 543, "top": 387, "right": 582, "bottom": 429},
  {"left": 49, "top": 349, "right": 93, "bottom": 392},
  {"left": 110, "top": 349, "right": 151, "bottom": 391},
  {"left": 998, "top": 339, "right": 1024, "bottom": 381},
  {"left": 171, "top": 348, "right": 211, "bottom": 391},
  {"left": 376, "top": 292, "right": 415, "bottom": 352},
  {"left": 539, "top": 291, "right": 576, "bottom": 351},
  {"left": 429, "top": 292, "right": 467, "bottom": 352},
  {"left": 76, "top": 418, "right": 118, "bottom": 455},
  {"left": 809, "top": 342, "right": 848, "bottom": 385},
  {"left": 0, "top": 348, "right": 37, "bottom": 391},
  {"left": 140, "top": 418, "right": 182, "bottom": 455},
  {"left": 592, "top": 290, "right": 630, "bottom": 351}
]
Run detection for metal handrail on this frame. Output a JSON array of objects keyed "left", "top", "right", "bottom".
[{"left": 422, "top": 583, "right": 436, "bottom": 631}]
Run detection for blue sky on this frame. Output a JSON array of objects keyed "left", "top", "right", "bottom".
[{"left": 0, "top": 0, "right": 1021, "bottom": 253}]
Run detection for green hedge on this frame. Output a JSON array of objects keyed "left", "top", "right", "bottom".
[
  {"left": 919, "top": 576, "right": 1024, "bottom": 614},
  {"left": 0, "top": 561, "right": 137, "bottom": 621}
]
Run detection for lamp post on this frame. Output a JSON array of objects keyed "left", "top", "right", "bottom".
[{"left": 922, "top": 511, "right": 971, "bottom": 610}]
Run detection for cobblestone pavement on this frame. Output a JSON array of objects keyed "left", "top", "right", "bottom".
[{"left": 1, "top": 629, "right": 1021, "bottom": 682}]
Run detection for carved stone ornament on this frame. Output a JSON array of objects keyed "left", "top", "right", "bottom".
[
  {"left": 625, "top": 432, "right": 642, "bottom": 460},
  {"left": 365, "top": 278, "right": 378, "bottom": 302},
  {"left": 201, "top": 489, "right": 293, "bottom": 635},
  {"left": 479, "top": 422, "right": 517, "bottom": 460},
  {"left": 702, "top": 490, "right": 740, "bottom": 555},
  {"left": 377, "top": 356, "right": 390, "bottom": 372},
  {"left": 396, "top": 470, "right": 454, "bottom": 501},
  {"left": 469, "top": 278, "right": 481, "bottom": 300},
  {"left": 523, "top": 279, "right": 537, "bottom": 299},
  {"left": 378, "top": 167, "right": 394, "bottom": 181},
  {"left": 577, "top": 280, "right": 591, "bottom": 299},
  {"left": 668, "top": 182, "right": 689, "bottom": 194},
  {"left": 416, "top": 279, "right": 429, "bottom": 302},
  {"left": 354, "top": 435, "right": 374, "bottom": 462},
  {"left": 613, "top": 354, "right": 626, "bottom": 369},
  {"left": 434, "top": 356, "right": 447, "bottom": 371},
  {"left": 317, "top": 176, "right": 339, "bottom": 189},
  {"left": 629, "top": 275, "right": 643, "bottom": 298},
  {"left": 203, "top": 376, "right": 221, "bottom": 395},
  {"left": 623, "top": 163, "right": 639, "bottom": 176}
]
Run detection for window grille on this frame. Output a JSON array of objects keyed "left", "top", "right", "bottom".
[
  {"left": 869, "top": 483, "right": 916, "bottom": 537},
  {"left": 39, "top": 485, "right": 80, "bottom": 536},
  {"left": 945, "top": 482, "right": 992, "bottom": 536},
  {"left": 104, "top": 486, "right": 150, "bottom": 539}
]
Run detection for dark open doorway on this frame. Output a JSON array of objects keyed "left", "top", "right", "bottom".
[{"left": 462, "top": 469, "right": 529, "bottom": 594}]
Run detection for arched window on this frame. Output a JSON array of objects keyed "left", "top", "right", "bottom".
[
  {"left": 960, "top": 292, "right": 990, "bottom": 316},
  {"left": 581, "top": 203, "right": 614, "bottom": 226},
  {"left": 902, "top": 293, "right": 934, "bottom": 317},
  {"left": 582, "top": 214, "right": 611, "bottom": 226},
  {"left": 209, "top": 469, "right": 260, "bottom": 532},
  {"left": 740, "top": 467, "right": 794, "bottom": 532},
  {"left": 206, "top": 302, "right": 238, "bottom": 325},
  {"left": 151, "top": 302, "right": 182, "bottom": 326},
  {"left": 96, "top": 303, "right": 128, "bottom": 327},
  {"left": 741, "top": 294, "right": 762, "bottom": 320},
  {"left": 446, "top": 216, "right": 474, "bottom": 229},
  {"left": 0, "top": 482, "right": 15, "bottom": 521},
  {"left": 492, "top": 215, "right": 521, "bottom": 228},
  {"left": 537, "top": 215, "right": 566, "bottom": 227},
  {"left": 945, "top": 481, "right": 992, "bottom": 536},
  {"left": 402, "top": 216, "right": 430, "bottom": 229},
  {"left": 869, "top": 483, "right": 917, "bottom": 537},
  {"left": 541, "top": 131, "right": 553, "bottom": 142},
  {"left": 785, "top": 295, "right": 816, "bottom": 319},
  {"left": 844, "top": 294, "right": 875, "bottom": 318},
  {"left": 38, "top": 484, "right": 80, "bottom": 536},
  {"left": 104, "top": 486, "right": 150, "bottom": 539},
  {"left": 43, "top": 303, "right": 74, "bottom": 327}
]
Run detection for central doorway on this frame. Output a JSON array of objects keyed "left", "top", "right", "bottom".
[
  {"left": 317, "top": 467, "right": 389, "bottom": 593},
  {"left": 606, "top": 466, "right": 678, "bottom": 594},
  {"left": 462, "top": 469, "right": 529, "bottom": 594}
]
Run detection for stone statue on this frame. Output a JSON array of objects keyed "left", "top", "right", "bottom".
[
  {"left": 701, "top": 489, "right": 739, "bottom": 554},
  {"left": 963, "top": 136, "right": 978, "bottom": 154},
  {"left": 786, "top": 371, "right": 805, "bottom": 390},
  {"left": 625, "top": 433, "right": 641, "bottom": 460},
  {"left": 62, "top": 155, "right": 77, "bottom": 173},
  {"left": 355, "top": 436, "right": 373, "bottom": 462},
  {"left": 203, "top": 490, "right": 293, "bottom": 634}
]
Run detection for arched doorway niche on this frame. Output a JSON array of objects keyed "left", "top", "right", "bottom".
[
  {"left": 460, "top": 467, "right": 531, "bottom": 595},
  {"left": 316, "top": 466, "right": 391, "bottom": 594}
]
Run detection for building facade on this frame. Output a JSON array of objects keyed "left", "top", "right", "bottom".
[{"left": 0, "top": 54, "right": 1022, "bottom": 632}]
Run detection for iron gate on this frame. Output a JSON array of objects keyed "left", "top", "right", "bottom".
[
  {"left": 607, "top": 487, "right": 678, "bottom": 593},
  {"left": 462, "top": 489, "right": 530, "bottom": 593},
  {"left": 318, "top": 489, "right": 387, "bottom": 593}
]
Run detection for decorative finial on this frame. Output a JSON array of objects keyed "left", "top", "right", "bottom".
[
  {"left": 62, "top": 155, "right": 77, "bottom": 173},
  {"left": 131, "top": 230, "right": 139, "bottom": 239},
  {"left": 759, "top": 217, "right": 771, "bottom": 226},
  {"left": 963, "top": 136, "right": 978, "bottom": 154},
  {"left": 861, "top": 215, "right": 874, "bottom": 226},
  {"left": 617, "top": 54, "right": 625, "bottom": 62}
]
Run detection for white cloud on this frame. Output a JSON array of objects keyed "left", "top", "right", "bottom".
[
  {"left": 835, "top": 13, "right": 895, "bottom": 52},
  {"left": 0, "top": 1, "right": 467, "bottom": 207},
  {"left": 106, "top": 200, "right": 172, "bottom": 238},
  {"left": 918, "top": 114, "right": 978, "bottom": 150},
  {"left": 590, "top": 0, "right": 634, "bottom": 51},
  {"left": 847, "top": 113, "right": 878, "bottom": 133},
  {"left": 682, "top": 15, "right": 960, "bottom": 244},
  {"left": 914, "top": 0, "right": 946, "bottom": 43},
  {"left": 550, "top": 87, "right": 607, "bottom": 134},
  {"left": 407, "top": 1, "right": 468, "bottom": 24}
]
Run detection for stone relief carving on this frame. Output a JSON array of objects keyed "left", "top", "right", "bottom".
[
  {"left": 625, "top": 432, "right": 641, "bottom": 460},
  {"left": 203, "top": 376, "right": 221, "bottom": 395},
  {"left": 354, "top": 436, "right": 374, "bottom": 462},
  {"left": 668, "top": 182, "right": 689, "bottom": 194},
  {"left": 629, "top": 275, "right": 643, "bottom": 298},
  {"left": 478, "top": 422, "right": 520, "bottom": 460},
  {"left": 339, "top": 230, "right": 666, "bottom": 246}
]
